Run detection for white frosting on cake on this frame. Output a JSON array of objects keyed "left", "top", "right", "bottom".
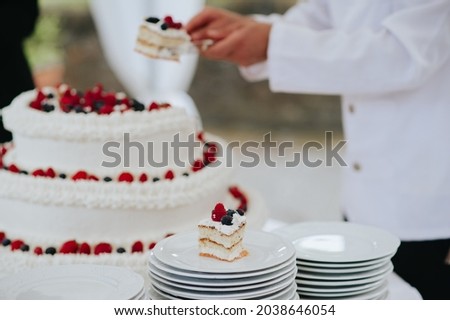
[
  {"left": 3, "top": 90, "right": 196, "bottom": 141},
  {"left": 0, "top": 163, "right": 231, "bottom": 210},
  {"left": 198, "top": 214, "right": 247, "bottom": 236}
]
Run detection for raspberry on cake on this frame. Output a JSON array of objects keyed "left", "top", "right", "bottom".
[
  {"left": 198, "top": 203, "right": 248, "bottom": 262},
  {"left": 135, "top": 16, "right": 191, "bottom": 61}
]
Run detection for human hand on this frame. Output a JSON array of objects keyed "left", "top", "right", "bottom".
[{"left": 186, "top": 7, "right": 271, "bottom": 66}]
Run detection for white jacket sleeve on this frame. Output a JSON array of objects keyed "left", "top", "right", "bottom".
[
  {"left": 240, "top": 0, "right": 330, "bottom": 82},
  {"left": 268, "top": 0, "right": 450, "bottom": 95}
]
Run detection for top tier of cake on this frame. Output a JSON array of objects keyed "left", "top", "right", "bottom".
[{"left": 2, "top": 84, "right": 205, "bottom": 177}]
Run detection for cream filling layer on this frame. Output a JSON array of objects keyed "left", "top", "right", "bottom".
[{"left": 199, "top": 239, "right": 247, "bottom": 262}]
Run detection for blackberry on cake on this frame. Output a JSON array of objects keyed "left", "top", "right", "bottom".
[{"left": 198, "top": 203, "right": 248, "bottom": 262}]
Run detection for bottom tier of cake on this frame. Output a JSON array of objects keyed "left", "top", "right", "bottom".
[{"left": 0, "top": 187, "right": 268, "bottom": 281}]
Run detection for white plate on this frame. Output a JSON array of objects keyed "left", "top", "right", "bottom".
[
  {"left": 258, "top": 282, "right": 298, "bottom": 300},
  {"left": 274, "top": 222, "right": 399, "bottom": 263},
  {"left": 148, "top": 259, "right": 296, "bottom": 286},
  {"left": 297, "top": 259, "right": 390, "bottom": 273},
  {"left": 148, "top": 281, "right": 297, "bottom": 300},
  {"left": 300, "top": 281, "right": 389, "bottom": 300},
  {"left": 298, "top": 280, "right": 388, "bottom": 298},
  {"left": 0, "top": 265, "right": 144, "bottom": 300},
  {"left": 153, "top": 231, "right": 295, "bottom": 273},
  {"left": 149, "top": 285, "right": 179, "bottom": 300},
  {"left": 297, "top": 262, "right": 393, "bottom": 281},
  {"left": 296, "top": 278, "right": 386, "bottom": 293},
  {"left": 296, "top": 255, "right": 394, "bottom": 268},
  {"left": 148, "top": 266, "right": 297, "bottom": 292},
  {"left": 149, "top": 252, "right": 296, "bottom": 280},
  {"left": 296, "top": 270, "right": 392, "bottom": 287},
  {"left": 151, "top": 274, "right": 295, "bottom": 300}
]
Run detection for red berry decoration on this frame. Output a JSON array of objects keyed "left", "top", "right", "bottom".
[
  {"left": 192, "top": 159, "right": 204, "bottom": 172},
  {"left": 92, "top": 83, "right": 104, "bottom": 97},
  {"left": 8, "top": 164, "right": 20, "bottom": 174},
  {"left": 172, "top": 22, "right": 183, "bottom": 29},
  {"left": 164, "top": 15, "right": 174, "bottom": 25},
  {"left": 0, "top": 146, "right": 7, "bottom": 156},
  {"left": 211, "top": 203, "right": 227, "bottom": 222},
  {"left": 118, "top": 172, "right": 134, "bottom": 183},
  {"left": 165, "top": 170, "right": 175, "bottom": 180},
  {"left": 131, "top": 241, "right": 144, "bottom": 253},
  {"left": 29, "top": 100, "right": 42, "bottom": 110},
  {"left": 34, "top": 247, "right": 43, "bottom": 255},
  {"left": 0, "top": 232, "right": 5, "bottom": 242},
  {"left": 103, "top": 93, "right": 116, "bottom": 106},
  {"left": 32, "top": 169, "right": 46, "bottom": 177},
  {"left": 148, "top": 242, "right": 157, "bottom": 250},
  {"left": 148, "top": 102, "right": 159, "bottom": 111},
  {"left": 229, "top": 186, "right": 242, "bottom": 198},
  {"left": 59, "top": 240, "right": 78, "bottom": 254},
  {"left": 98, "top": 105, "right": 114, "bottom": 115},
  {"left": 45, "top": 168, "right": 56, "bottom": 178},
  {"left": 139, "top": 173, "right": 148, "bottom": 183},
  {"left": 11, "top": 240, "right": 25, "bottom": 251},
  {"left": 197, "top": 132, "right": 205, "bottom": 142},
  {"left": 88, "top": 174, "right": 99, "bottom": 181},
  {"left": 79, "top": 242, "right": 91, "bottom": 255},
  {"left": 94, "top": 243, "right": 112, "bottom": 255},
  {"left": 120, "top": 98, "right": 131, "bottom": 108},
  {"left": 72, "top": 171, "right": 88, "bottom": 181},
  {"left": 203, "top": 150, "right": 216, "bottom": 164}
]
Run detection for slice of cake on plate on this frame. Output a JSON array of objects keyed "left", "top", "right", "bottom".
[
  {"left": 135, "top": 16, "right": 191, "bottom": 61},
  {"left": 198, "top": 203, "right": 248, "bottom": 262}
]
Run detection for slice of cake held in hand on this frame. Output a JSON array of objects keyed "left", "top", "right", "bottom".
[
  {"left": 198, "top": 203, "right": 248, "bottom": 262},
  {"left": 135, "top": 16, "right": 191, "bottom": 61}
]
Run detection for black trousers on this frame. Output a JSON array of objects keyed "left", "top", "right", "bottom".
[
  {"left": 391, "top": 238, "right": 450, "bottom": 300},
  {"left": 0, "top": 42, "right": 35, "bottom": 143},
  {"left": 0, "top": 0, "right": 39, "bottom": 143}
]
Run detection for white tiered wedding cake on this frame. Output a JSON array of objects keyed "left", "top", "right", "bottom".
[{"left": 0, "top": 84, "right": 266, "bottom": 276}]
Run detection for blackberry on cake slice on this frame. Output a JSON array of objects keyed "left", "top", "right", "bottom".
[{"left": 198, "top": 203, "right": 248, "bottom": 262}]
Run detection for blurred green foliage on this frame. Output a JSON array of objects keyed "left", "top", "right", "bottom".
[{"left": 24, "top": 14, "right": 63, "bottom": 70}]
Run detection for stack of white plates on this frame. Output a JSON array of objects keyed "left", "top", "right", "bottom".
[
  {"left": 0, "top": 265, "right": 146, "bottom": 300},
  {"left": 274, "top": 222, "right": 400, "bottom": 300},
  {"left": 147, "top": 231, "right": 299, "bottom": 300}
]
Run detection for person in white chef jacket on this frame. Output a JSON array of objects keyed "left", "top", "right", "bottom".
[{"left": 186, "top": 0, "right": 450, "bottom": 299}]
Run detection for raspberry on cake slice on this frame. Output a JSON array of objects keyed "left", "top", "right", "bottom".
[
  {"left": 198, "top": 203, "right": 248, "bottom": 262},
  {"left": 135, "top": 16, "right": 191, "bottom": 61}
]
